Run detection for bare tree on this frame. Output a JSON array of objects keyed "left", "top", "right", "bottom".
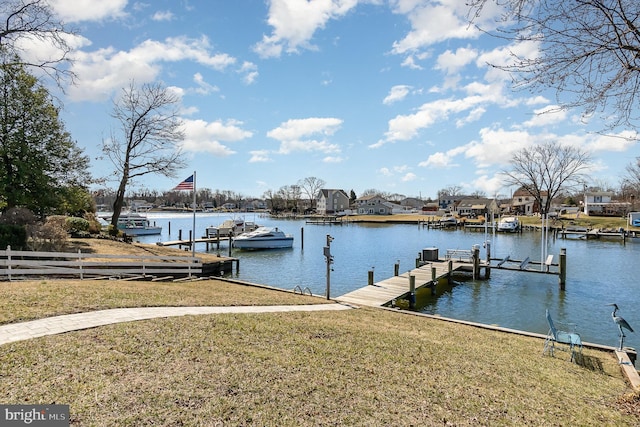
[
  {"left": 624, "top": 157, "right": 640, "bottom": 190},
  {"left": 0, "top": 0, "right": 76, "bottom": 86},
  {"left": 437, "top": 185, "right": 463, "bottom": 199},
  {"left": 502, "top": 142, "right": 591, "bottom": 215},
  {"left": 298, "top": 176, "right": 326, "bottom": 209},
  {"left": 104, "top": 81, "right": 185, "bottom": 227},
  {"left": 468, "top": 0, "right": 640, "bottom": 131}
]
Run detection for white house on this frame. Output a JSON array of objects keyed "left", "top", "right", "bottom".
[{"left": 583, "top": 192, "right": 630, "bottom": 216}]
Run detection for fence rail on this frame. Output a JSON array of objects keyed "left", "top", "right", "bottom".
[{"left": 0, "top": 246, "right": 201, "bottom": 281}]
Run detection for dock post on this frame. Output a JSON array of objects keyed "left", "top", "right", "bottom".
[
  {"left": 409, "top": 275, "right": 416, "bottom": 309},
  {"left": 472, "top": 245, "right": 480, "bottom": 280},
  {"left": 301, "top": 227, "right": 304, "bottom": 250},
  {"left": 559, "top": 248, "right": 567, "bottom": 290},
  {"left": 168, "top": 221, "right": 171, "bottom": 234},
  {"left": 485, "top": 241, "right": 491, "bottom": 279},
  {"left": 368, "top": 269, "right": 374, "bottom": 286},
  {"left": 447, "top": 260, "right": 453, "bottom": 285},
  {"left": 431, "top": 266, "right": 437, "bottom": 295},
  {"left": 394, "top": 261, "right": 400, "bottom": 276},
  {"left": 228, "top": 234, "right": 232, "bottom": 257}
]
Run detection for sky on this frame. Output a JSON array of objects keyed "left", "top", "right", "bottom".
[{"left": 25, "top": 0, "right": 640, "bottom": 200}]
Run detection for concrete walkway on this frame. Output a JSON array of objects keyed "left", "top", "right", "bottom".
[{"left": 0, "top": 304, "right": 353, "bottom": 346}]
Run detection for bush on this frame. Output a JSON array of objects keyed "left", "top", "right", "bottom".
[
  {"left": 66, "top": 217, "right": 90, "bottom": 235},
  {"left": 0, "top": 224, "right": 27, "bottom": 250},
  {"left": 27, "top": 221, "right": 68, "bottom": 251},
  {"left": 0, "top": 207, "right": 37, "bottom": 226},
  {"left": 83, "top": 213, "right": 103, "bottom": 234}
]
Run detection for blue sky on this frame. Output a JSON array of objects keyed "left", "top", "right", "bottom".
[{"left": 32, "top": 0, "right": 640, "bottom": 200}]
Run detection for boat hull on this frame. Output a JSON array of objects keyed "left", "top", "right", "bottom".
[
  {"left": 233, "top": 237, "right": 294, "bottom": 250},
  {"left": 118, "top": 226, "right": 162, "bottom": 236}
]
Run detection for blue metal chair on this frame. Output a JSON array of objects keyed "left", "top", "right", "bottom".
[{"left": 543, "top": 309, "right": 583, "bottom": 363}]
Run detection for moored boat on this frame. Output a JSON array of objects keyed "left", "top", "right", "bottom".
[
  {"left": 497, "top": 216, "right": 520, "bottom": 232},
  {"left": 232, "top": 227, "right": 294, "bottom": 250},
  {"left": 205, "top": 218, "right": 259, "bottom": 238},
  {"left": 115, "top": 213, "right": 162, "bottom": 236}
]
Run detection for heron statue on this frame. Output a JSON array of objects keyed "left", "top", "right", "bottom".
[{"left": 607, "top": 303, "right": 634, "bottom": 350}]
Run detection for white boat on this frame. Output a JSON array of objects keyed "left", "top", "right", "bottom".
[
  {"left": 205, "top": 218, "right": 259, "bottom": 238},
  {"left": 439, "top": 213, "right": 458, "bottom": 226},
  {"left": 116, "top": 213, "right": 162, "bottom": 236},
  {"left": 497, "top": 216, "right": 520, "bottom": 232},
  {"left": 232, "top": 227, "right": 294, "bottom": 249}
]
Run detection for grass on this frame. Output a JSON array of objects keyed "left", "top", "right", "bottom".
[
  {"left": 0, "top": 279, "right": 324, "bottom": 325},
  {"left": 0, "top": 279, "right": 638, "bottom": 425},
  {"left": 0, "top": 238, "right": 638, "bottom": 425}
]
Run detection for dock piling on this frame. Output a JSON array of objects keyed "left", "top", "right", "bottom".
[
  {"left": 409, "top": 275, "right": 416, "bottom": 308},
  {"left": 431, "top": 266, "right": 437, "bottom": 295},
  {"left": 559, "top": 248, "right": 567, "bottom": 290}
]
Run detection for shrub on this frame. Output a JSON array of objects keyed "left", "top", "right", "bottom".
[
  {"left": 66, "top": 217, "right": 90, "bottom": 235},
  {"left": 27, "top": 219, "right": 68, "bottom": 251},
  {"left": 83, "top": 213, "right": 103, "bottom": 234},
  {"left": 0, "top": 224, "right": 27, "bottom": 250},
  {"left": 0, "top": 207, "right": 37, "bottom": 226}
]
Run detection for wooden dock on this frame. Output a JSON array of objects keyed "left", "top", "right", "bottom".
[
  {"left": 336, "top": 246, "right": 567, "bottom": 307},
  {"left": 336, "top": 260, "right": 469, "bottom": 307}
]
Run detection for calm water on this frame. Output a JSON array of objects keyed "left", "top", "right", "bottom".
[{"left": 134, "top": 212, "right": 640, "bottom": 350}]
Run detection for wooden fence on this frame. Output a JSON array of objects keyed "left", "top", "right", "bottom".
[{"left": 0, "top": 246, "right": 202, "bottom": 281}]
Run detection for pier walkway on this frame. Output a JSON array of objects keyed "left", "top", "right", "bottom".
[{"left": 337, "top": 259, "right": 469, "bottom": 307}]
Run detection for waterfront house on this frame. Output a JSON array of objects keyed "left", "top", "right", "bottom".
[
  {"left": 583, "top": 192, "right": 630, "bottom": 216},
  {"left": 317, "top": 189, "right": 350, "bottom": 215},
  {"left": 456, "top": 198, "right": 499, "bottom": 218},
  {"left": 510, "top": 187, "right": 548, "bottom": 215},
  {"left": 355, "top": 195, "right": 392, "bottom": 215}
]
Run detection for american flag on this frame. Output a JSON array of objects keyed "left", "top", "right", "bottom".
[{"left": 173, "top": 175, "right": 194, "bottom": 191}]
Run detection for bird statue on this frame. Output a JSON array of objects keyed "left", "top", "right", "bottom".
[{"left": 607, "top": 303, "right": 634, "bottom": 350}]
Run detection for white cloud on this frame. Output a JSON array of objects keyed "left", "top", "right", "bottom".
[
  {"left": 152, "top": 10, "right": 175, "bottom": 22},
  {"left": 49, "top": 0, "right": 128, "bottom": 22},
  {"left": 391, "top": 1, "right": 481, "bottom": 54},
  {"left": 435, "top": 46, "right": 478, "bottom": 75},
  {"left": 380, "top": 96, "right": 486, "bottom": 145},
  {"left": 584, "top": 131, "right": 639, "bottom": 152},
  {"left": 471, "top": 174, "right": 505, "bottom": 196},
  {"left": 379, "top": 167, "right": 392, "bottom": 176},
  {"left": 253, "top": 0, "right": 359, "bottom": 58},
  {"left": 383, "top": 85, "right": 412, "bottom": 105},
  {"left": 249, "top": 150, "right": 272, "bottom": 163},
  {"left": 193, "top": 73, "right": 219, "bottom": 95},
  {"left": 68, "top": 36, "right": 236, "bottom": 101},
  {"left": 267, "top": 117, "right": 343, "bottom": 155},
  {"left": 238, "top": 61, "right": 259, "bottom": 85},
  {"left": 522, "top": 105, "right": 567, "bottom": 128},
  {"left": 323, "top": 156, "right": 345, "bottom": 163},
  {"left": 400, "top": 55, "right": 423, "bottom": 70},
  {"left": 401, "top": 172, "right": 417, "bottom": 182},
  {"left": 180, "top": 119, "right": 253, "bottom": 156}
]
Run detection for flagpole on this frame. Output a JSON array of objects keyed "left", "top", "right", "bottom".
[{"left": 192, "top": 171, "right": 196, "bottom": 258}]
